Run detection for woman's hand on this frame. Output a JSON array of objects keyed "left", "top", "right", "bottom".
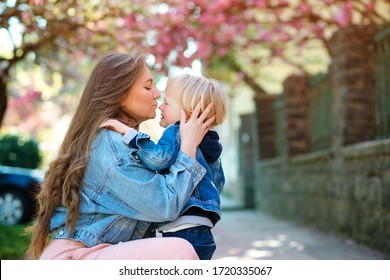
[
  {"left": 100, "top": 119, "right": 131, "bottom": 135},
  {"left": 180, "top": 102, "right": 216, "bottom": 159}
]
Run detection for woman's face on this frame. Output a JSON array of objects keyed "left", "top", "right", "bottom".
[{"left": 121, "top": 65, "right": 160, "bottom": 124}]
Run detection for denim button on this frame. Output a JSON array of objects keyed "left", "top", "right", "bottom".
[{"left": 59, "top": 229, "right": 64, "bottom": 236}]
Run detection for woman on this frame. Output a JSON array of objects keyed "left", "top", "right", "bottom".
[{"left": 27, "top": 51, "right": 216, "bottom": 260}]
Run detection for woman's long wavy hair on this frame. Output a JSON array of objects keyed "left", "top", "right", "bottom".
[{"left": 27, "top": 51, "right": 146, "bottom": 259}]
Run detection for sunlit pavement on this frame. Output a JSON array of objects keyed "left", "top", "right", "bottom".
[{"left": 212, "top": 197, "right": 388, "bottom": 260}]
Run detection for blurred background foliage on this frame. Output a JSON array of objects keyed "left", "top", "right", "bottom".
[
  {"left": 0, "top": 133, "right": 42, "bottom": 168},
  {"left": 0, "top": 223, "right": 31, "bottom": 259}
]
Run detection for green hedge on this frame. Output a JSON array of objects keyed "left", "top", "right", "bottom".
[
  {"left": 0, "top": 134, "right": 42, "bottom": 169},
  {"left": 0, "top": 223, "right": 31, "bottom": 259}
]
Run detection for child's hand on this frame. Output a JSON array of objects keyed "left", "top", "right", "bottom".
[
  {"left": 186, "top": 111, "right": 192, "bottom": 122},
  {"left": 180, "top": 102, "right": 216, "bottom": 159},
  {"left": 100, "top": 119, "right": 131, "bottom": 135}
]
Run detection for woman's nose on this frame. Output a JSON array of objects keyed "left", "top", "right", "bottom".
[{"left": 153, "top": 88, "right": 161, "bottom": 99}]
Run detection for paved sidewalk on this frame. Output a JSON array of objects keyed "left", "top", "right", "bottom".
[{"left": 212, "top": 198, "right": 389, "bottom": 260}]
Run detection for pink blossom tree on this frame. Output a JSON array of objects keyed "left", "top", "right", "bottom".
[
  {"left": 0, "top": 0, "right": 140, "bottom": 127},
  {"left": 139, "top": 0, "right": 389, "bottom": 95},
  {"left": 1, "top": 0, "right": 389, "bottom": 127}
]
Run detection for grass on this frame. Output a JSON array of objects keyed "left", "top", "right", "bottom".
[{"left": 0, "top": 223, "right": 31, "bottom": 259}]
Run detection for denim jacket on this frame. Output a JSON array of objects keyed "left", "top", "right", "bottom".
[
  {"left": 49, "top": 129, "right": 206, "bottom": 247},
  {"left": 127, "top": 123, "right": 225, "bottom": 225}
]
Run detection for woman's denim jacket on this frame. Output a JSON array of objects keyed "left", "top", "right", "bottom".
[
  {"left": 126, "top": 122, "right": 225, "bottom": 225},
  {"left": 50, "top": 129, "right": 206, "bottom": 247}
]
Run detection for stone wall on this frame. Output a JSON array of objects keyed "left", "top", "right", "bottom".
[{"left": 255, "top": 140, "right": 390, "bottom": 253}]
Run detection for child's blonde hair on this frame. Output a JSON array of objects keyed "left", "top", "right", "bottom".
[{"left": 166, "top": 74, "right": 227, "bottom": 126}]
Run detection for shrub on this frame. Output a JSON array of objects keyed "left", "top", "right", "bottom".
[
  {"left": 0, "top": 223, "right": 31, "bottom": 259},
  {"left": 0, "top": 134, "right": 42, "bottom": 169}
]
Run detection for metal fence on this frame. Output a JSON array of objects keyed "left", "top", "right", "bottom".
[{"left": 375, "top": 26, "right": 390, "bottom": 139}]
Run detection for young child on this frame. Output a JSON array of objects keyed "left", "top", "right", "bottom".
[{"left": 102, "top": 74, "right": 227, "bottom": 259}]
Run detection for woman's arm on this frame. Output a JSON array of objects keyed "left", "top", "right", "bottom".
[{"left": 100, "top": 150, "right": 206, "bottom": 222}]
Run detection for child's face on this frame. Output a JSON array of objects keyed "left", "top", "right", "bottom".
[{"left": 159, "top": 84, "right": 181, "bottom": 128}]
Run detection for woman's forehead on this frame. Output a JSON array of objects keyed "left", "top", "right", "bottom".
[{"left": 140, "top": 65, "right": 153, "bottom": 82}]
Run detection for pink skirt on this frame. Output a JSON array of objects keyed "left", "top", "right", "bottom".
[{"left": 40, "top": 237, "right": 199, "bottom": 260}]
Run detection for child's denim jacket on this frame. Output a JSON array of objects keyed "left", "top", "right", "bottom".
[
  {"left": 127, "top": 122, "right": 225, "bottom": 225},
  {"left": 49, "top": 129, "right": 206, "bottom": 247}
]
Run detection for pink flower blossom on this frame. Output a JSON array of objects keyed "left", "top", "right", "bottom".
[
  {"left": 335, "top": 1, "right": 354, "bottom": 27},
  {"left": 256, "top": 0, "right": 268, "bottom": 9},
  {"left": 298, "top": 3, "right": 310, "bottom": 13}
]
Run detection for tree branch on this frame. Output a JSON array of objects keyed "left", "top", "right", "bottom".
[{"left": 225, "top": 54, "right": 268, "bottom": 97}]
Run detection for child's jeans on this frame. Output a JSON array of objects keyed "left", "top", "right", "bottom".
[{"left": 162, "top": 225, "right": 216, "bottom": 260}]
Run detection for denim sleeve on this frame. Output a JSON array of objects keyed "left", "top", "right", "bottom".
[
  {"left": 129, "top": 125, "right": 180, "bottom": 172},
  {"left": 102, "top": 151, "right": 206, "bottom": 222},
  {"left": 121, "top": 128, "right": 138, "bottom": 145},
  {"left": 208, "top": 159, "right": 225, "bottom": 194}
]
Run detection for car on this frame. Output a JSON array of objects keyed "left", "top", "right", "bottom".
[{"left": 0, "top": 165, "right": 44, "bottom": 226}]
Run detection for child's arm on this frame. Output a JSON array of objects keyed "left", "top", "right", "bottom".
[
  {"left": 101, "top": 119, "right": 179, "bottom": 172},
  {"left": 208, "top": 159, "right": 225, "bottom": 194},
  {"left": 100, "top": 119, "right": 138, "bottom": 147},
  {"left": 198, "top": 130, "right": 225, "bottom": 193},
  {"left": 130, "top": 125, "right": 180, "bottom": 171}
]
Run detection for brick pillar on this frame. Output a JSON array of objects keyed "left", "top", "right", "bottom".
[
  {"left": 254, "top": 95, "right": 278, "bottom": 159},
  {"left": 283, "top": 75, "right": 311, "bottom": 156},
  {"left": 329, "top": 25, "right": 377, "bottom": 145}
]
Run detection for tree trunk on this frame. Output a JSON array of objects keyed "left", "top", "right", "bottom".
[{"left": 0, "top": 75, "right": 7, "bottom": 128}]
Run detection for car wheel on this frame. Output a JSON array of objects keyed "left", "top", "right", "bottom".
[{"left": 0, "top": 189, "right": 29, "bottom": 226}]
